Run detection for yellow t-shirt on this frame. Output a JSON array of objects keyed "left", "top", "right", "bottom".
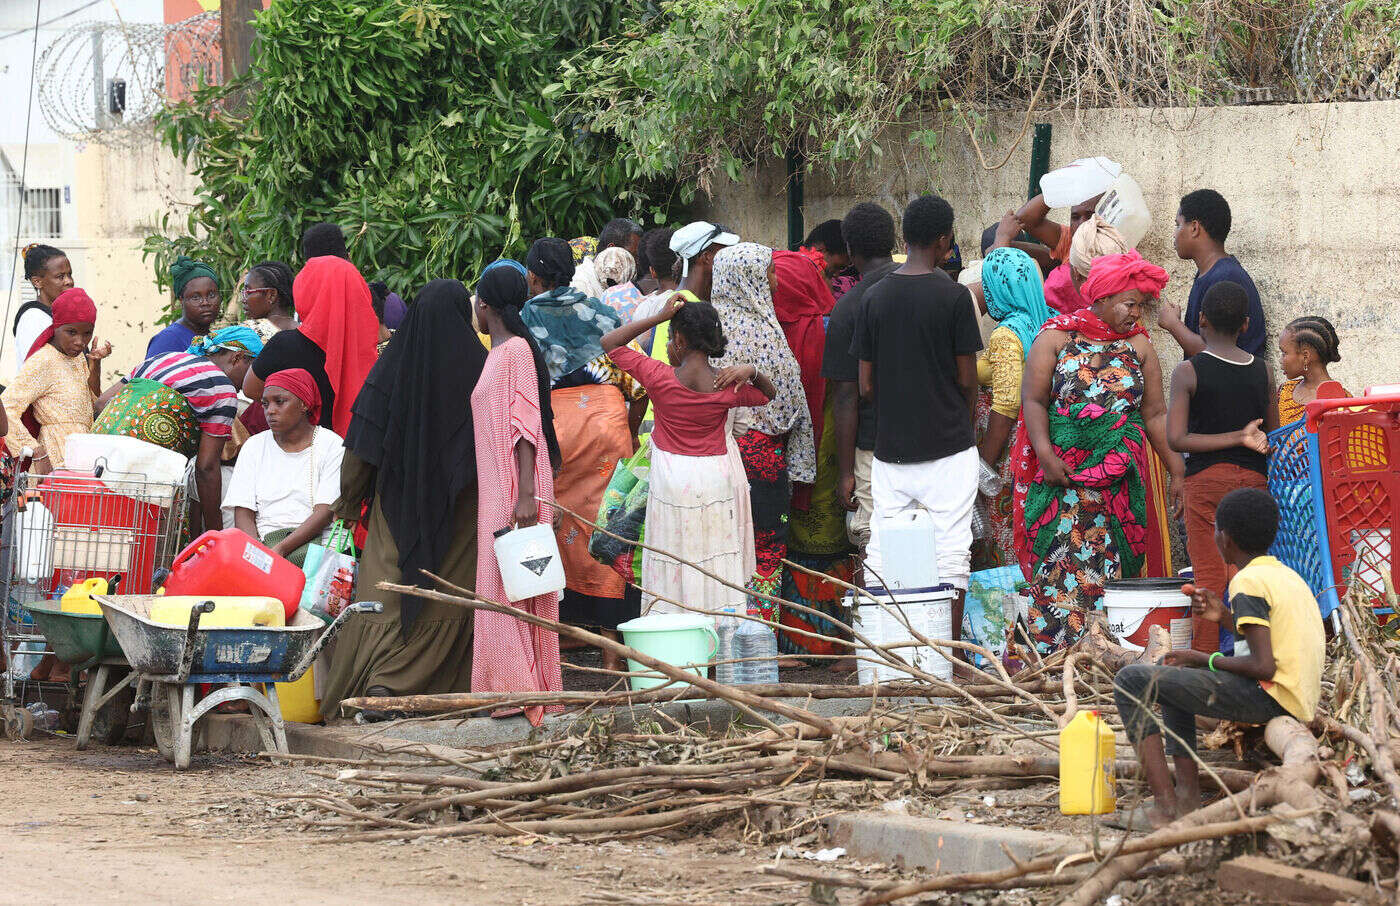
[
  {"left": 978, "top": 326, "right": 1025, "bottom": 420},
  {"left": 1229, "top": 555, "right": 1326, "bottom": 722}
]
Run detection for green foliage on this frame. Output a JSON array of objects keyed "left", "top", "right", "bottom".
[
  {"left": 561, "top": 0, "right": 1308, "bottom": 188},
  {"left": 144, "top": 0, "right": 667, "bottom": 301}
]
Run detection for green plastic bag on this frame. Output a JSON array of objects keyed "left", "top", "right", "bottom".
[{"left": 589, "top": 438, "right": 650, "bottom": 584}]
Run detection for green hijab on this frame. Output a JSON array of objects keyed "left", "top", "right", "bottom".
[{"left": 171, "top": 255, "right": 218, "bottom": 299}]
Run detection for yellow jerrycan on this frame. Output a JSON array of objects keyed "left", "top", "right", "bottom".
[
  {"left": 60, "top": 577, "right": 110, "bottom": 615},
  {"left": 1059, "top": 709, "right": 1116, "bottom": 815}
]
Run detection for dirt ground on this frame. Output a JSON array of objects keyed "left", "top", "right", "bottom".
[
  {"left": 0, "top": 734, "right": 865, "bottom": 906},
  {"left": 0, "top": 732, "right": 1286, "bottom": 906}
]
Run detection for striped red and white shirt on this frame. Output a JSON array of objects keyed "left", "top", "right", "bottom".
[{"left": 130, "top": 352, "right": 239, "bottom": 437}]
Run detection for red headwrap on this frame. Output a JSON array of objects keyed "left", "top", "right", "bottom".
[
  {"left": 292, "top": 256, "right": 378, "bottom": 435},
  {"left": 265, "top": 368, "right": 322, "bottom": 424},
  {"left": 771, "top": 251, "right": 835, "bottom": 508},
  {"left": 1080, "top": 250, "right": 1169, "bottom": 307},
  {"left": 27, "top": 287, "right": 96, "bottom": 360}
]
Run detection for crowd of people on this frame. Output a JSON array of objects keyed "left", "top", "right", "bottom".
[{"left": 7, "top": 166, "right": 1335, "bottom": 820}]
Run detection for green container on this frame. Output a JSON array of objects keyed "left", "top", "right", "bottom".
[
  {"left": 616, "top": 613, "right": 719, "bottom": 691},
  {"left": 25, "top": 601, "right": 126, "bottom": 665}
]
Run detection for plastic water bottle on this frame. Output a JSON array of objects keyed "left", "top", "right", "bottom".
[
  {"left": 732, "top": 607, "right": 779, "bottom": 685},
  {"left": 26, "top": 701, "right": 60, "bottom": 731},
  {"left": 714, "top": 607, "right": 739, "bottom": 685}
]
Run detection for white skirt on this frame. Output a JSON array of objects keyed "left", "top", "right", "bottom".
[{"left": 642, "top": 438, "right": 755, "bottom": 616}]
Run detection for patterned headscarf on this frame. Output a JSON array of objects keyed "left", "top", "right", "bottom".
[
  {"left": 568, "top": 236, "right": 597, "bottom": 264},
  {"left": 594, "top": 247, "right": 636, "bottom": 287},
  {"left": 709, "top": 242, "right": 815, "bottom": 484},
  {"left": 982, "top": 247, "right": 1052, "bottom": 357},
  {"left": 188, "top": 324, "right": 265, "bottom": 358},
  {"left": 521, "top": 286, "right": 621, "bottom": 385},
  {"left": 1068, "top": 215, "right": 1130, "bottom": 278}
]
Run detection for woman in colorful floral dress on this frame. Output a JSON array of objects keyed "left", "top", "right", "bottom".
[{"left": 1013, "top": 252, "right": 1184, "bottom": 654}]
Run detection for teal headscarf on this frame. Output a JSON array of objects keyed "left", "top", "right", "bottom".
[
  {"left": 170, "top": 255, "right": 219, "bottom": 299},
  {"left": 982, "top": 247, "right": 1051, "bottom": 357},
  {"left": 520, "top": 286, "right": 620, "bottom": 385},
  {"left": 188, "top": 324, "right": 265, "bottom": 358}
]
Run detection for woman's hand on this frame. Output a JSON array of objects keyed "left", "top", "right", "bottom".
[
  {"left": 513, "top": 494, "right": 540, "bottom": 526},
  {"left": 270, "top": 539, "right": 292, "bottom": 558},
  {"left": 1036, "top": 450, "right": 1074, "bottom": 487},
  {"left": 1238, "top": 418, "right": 1270, "bottom": 455},
  {"left": 993, "top": 210, "right": 1022, "bottom": 247},
  {"left": 1163, "top": 648, "right": 1208, "bottom": 668},
  {"left": 88, "top": 336, "right": 113, "bottom": 361},
  {"left": 713, "top": 364, "right": 757, "bottom": 390},
  {"left": 660, "top": 295, "right": 686, "bottom": 320},
  {"left": 29, "top": 447, "right": 51, "bottom": 476}
]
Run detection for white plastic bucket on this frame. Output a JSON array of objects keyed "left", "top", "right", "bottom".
[
  {"left": 868, "top": 506, "right": 940, "bottom": 590},
  {"left": 492, "top": 523, "right": 566, "bottom": 602},
  {"left": 850, "top": 585, "right": 958, "bottom": 684},
  {"left": 1103, "top": 578, "right": 1191, "bottom": 652},
  {"left": 64, "top": 434, "right": 188, "bottom": 505},
  {"left": 616, "top": 613, "right": 719, "bottom": 691}
]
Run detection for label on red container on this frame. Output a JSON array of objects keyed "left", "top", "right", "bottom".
[{"left": 242, "top": 542, "right": 274, "bottom": 574}]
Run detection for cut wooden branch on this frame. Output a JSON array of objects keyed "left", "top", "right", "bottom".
[{"left": 379, "top": 578, "right": 838, "bottom": 739}]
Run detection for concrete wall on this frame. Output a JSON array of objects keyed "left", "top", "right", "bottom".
[
  {"left": 2, "top": 136, "right": 199, "bottom": 383},
  {"left": 701, "top": 100, "right": 1400, "bottom": 395}
]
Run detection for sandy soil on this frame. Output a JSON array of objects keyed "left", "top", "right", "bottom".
[{"left": 0, "top": 735, "right": 861, "bottom": 906}]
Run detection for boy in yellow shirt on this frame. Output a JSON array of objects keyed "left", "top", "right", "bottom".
[{"left": 1113, "top": 487, "right": 1325, "bottom": 828}]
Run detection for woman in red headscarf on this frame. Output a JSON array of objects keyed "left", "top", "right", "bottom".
[
  {"left": 4, "top": 288, "right": 111, "bottom": 473},
  {"left": 225, "top": 368, "right": 344, "bottom": 567},
  {"left": 244, "top": 255, "right": 377, "bottom": 436},
  {"left": 770, "top": 251, "right": 855, "bottom": 659},
  {"left": 1011, "top": 252, "right": 1186, "bottom": 655}
]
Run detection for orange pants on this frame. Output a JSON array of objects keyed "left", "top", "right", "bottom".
[{"left": 1184, "top": 462, "right": 1268, "bottom": 652}]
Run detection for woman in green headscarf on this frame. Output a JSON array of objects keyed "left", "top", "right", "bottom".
[{"left": 146, "top": 255, "right": 220, "bottom": 359}]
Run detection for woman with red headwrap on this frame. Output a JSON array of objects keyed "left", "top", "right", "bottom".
[
  {"left": 224, "top": 368, "right": 344, "bottom": 567},
  {"left": 245, "top": 255, "right": 377, "bottom": 435},
  {"left": 4, "top": 287, "right": 111, "bottom": 472},
  {"left": 1011, "top": 251, "right": 1186, "bottom": 654}
]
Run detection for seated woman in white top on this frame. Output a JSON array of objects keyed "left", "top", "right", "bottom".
[{"left": 223, "top": 368, "right": 342, "bottom": 567}]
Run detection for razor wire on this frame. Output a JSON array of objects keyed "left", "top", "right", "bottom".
[{"left": 35, "top": 11, "right": 222, "bottom": 146}]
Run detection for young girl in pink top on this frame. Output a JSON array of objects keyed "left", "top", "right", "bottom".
[{"left": 602, "top": 299, "right": 775, "bottom": 614}]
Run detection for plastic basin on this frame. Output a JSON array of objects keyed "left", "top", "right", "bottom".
[{"left": 616, "top": 613, "right": 718, "bottom": 691}]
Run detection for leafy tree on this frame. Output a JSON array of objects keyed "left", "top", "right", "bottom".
[{"left": 145, "top": 0, "right": 665, "bottom": 302}]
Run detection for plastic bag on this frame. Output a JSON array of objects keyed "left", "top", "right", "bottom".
[
  {"left": 589, "top": 438, "right": 651, "bottom": 583},
  {"left": 301, "top": 521, "right": 358, "bottom": 622}
]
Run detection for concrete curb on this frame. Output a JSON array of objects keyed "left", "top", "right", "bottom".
[{"left": 823, "top": 812, "right": 1078, "bottom": 873}]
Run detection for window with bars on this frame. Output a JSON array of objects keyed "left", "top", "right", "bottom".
[{"left": 20, "top": 187, "right": 63, "bottom": 239}]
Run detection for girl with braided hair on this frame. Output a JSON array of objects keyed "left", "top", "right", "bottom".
[{"left": 1277, "top": 316, "right": 1346, "bottom": 425}]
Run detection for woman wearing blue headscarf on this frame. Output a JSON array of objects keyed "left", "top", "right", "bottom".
[{"left": 972, "top": 246, "right": 1052, "bottom": 569}]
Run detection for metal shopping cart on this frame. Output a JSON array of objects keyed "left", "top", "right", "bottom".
[{"left": 2, "top": 453, "right": 188, "bottom": 739}]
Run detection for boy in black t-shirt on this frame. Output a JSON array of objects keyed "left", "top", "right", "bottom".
[
  {"left": 823, "top": 202, "right": 899, "bottom": 549},
  {"left": 1166, "top": 280, "right": 1276, "bottom": 652},
  {"left": 851, "top": 194, "right": 983, "bottom": 636}
]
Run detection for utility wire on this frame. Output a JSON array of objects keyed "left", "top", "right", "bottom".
[
  {"left": 5, "top": 0, "right": 44, "bottom": 364},
  {"left": 0, "top": 0, "right": 101, "bottom": 43}
]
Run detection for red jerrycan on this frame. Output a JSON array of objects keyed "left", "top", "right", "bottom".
[{"left": 163, "top": 529, "right": 306, "bottom": 620}]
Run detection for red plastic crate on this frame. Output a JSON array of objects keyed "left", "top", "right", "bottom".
[
  {"left": 1307, "top": 394, "right": 1400, "bottom": 619},
  {"left": 38, "top": 471, "right": 165, "bottom": 595}
]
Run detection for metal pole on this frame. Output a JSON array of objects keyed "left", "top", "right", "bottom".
[
  {"left": 1028, "top": 123, "right": 1052, "bottom": 200},
  {"left": 785, "top": 144, "right": 804, "bottom": 251},
  {"left": 91, "top": 27, "right": 104, "bottom": 131}
]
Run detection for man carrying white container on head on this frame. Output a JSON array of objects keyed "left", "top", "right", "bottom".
[{"left": 851, "top": 193, "right": 982, "bottom": 648}]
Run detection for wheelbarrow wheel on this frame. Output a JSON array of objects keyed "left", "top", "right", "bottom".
[
  {"left": 150, "top": 683, "right": 178, "bottom": 762},
  {"left": 3, "top": 703, "right": 34, "bottom": 741}
]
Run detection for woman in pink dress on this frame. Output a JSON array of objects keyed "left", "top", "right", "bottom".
[{"left": 470, "top": 265, "right": 565, "bottom": 725}]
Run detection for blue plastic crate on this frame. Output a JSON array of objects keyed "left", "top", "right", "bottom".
[{"left": 1266, "top": 419, "right": 1341, "bottom": 617}]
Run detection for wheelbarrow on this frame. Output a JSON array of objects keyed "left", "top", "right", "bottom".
[
  {"left": 93, "top": 595, "right": 381, "bottom": 769},
  {"left": 25, "top": 601, "right": 135, "bottom": 748}
]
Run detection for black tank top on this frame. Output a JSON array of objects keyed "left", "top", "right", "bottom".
[{"left": 1185, "top": 351, "right": 1270, "bottom": 477}]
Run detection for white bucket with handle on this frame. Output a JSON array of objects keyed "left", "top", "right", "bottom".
[
  {"left": 850, "top": 584, "right": 958, "bottom": 684},
  {"left": 1103, "top": 578, "right": 1192, "bottom": 652},
  {"left": 492, "top": 523, "right": 566, "bottom": 602}
]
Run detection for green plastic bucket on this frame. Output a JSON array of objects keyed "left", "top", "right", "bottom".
[{"left": 616, "top": 613, "right": 719, "bottom": 691}]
